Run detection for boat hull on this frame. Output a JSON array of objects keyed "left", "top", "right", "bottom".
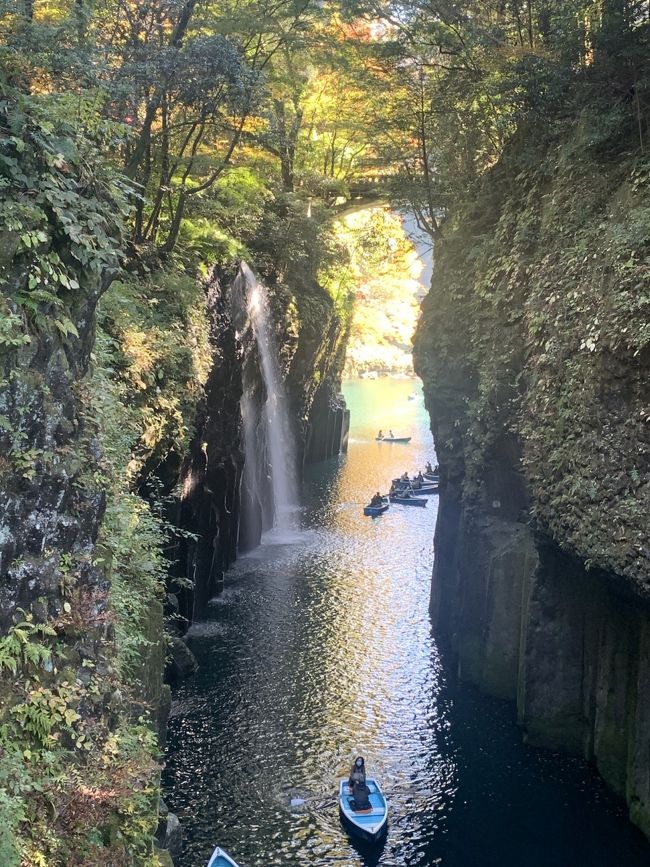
[
  {"left": 207, "top": 847, "right": 240, "bottom": 867},
  {"left": 423, "top": 472, "right": 439, "bottom": 482},
  {"left": 339, "top": 778, "right": 388, "bottom": 843},
  {"left": 393, "top": 483, "right": 438, "bottom": 495},
  {"left": 375, "top": 437, "right": 411, "bottom": 443},
  {"left": 389, "top": 495, "right": 427, "bottom": 507},
  {"left": 364, "top": 503, "right": 389, "bottom": 516}
]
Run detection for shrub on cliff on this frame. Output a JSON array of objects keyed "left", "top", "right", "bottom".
[{"left": 415, "top": 91, "right": 650, "bottom": 593}]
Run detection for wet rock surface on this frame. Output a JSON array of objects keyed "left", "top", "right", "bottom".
[{"left": 166, "top": 637, "right": 199, "bottom": 682}]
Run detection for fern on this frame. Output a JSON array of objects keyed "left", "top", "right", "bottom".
[{"left": 0, "top": 616, "right": 56, "bottom": 677}]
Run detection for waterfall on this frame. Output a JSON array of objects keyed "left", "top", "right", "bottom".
[{"left": 240, "top": 262, "right": 298, "bottom": 532}]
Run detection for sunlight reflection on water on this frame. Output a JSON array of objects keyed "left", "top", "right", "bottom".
[{"left": 164, "top": 379, "right": 650, "bottom": 867}]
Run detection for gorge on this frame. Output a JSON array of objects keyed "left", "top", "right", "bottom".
[{"left": 1, "top": 1, "right": 650, "bottom": 865}]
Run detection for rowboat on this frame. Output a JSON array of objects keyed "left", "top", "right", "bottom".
[
  {"left": 364, "top": 503, "right": 389, "bottom": 517},
  {"left": 389, "top": 494, "right": 427, "bottom": 507},
  {"left": 423, "top": 472, "right": 439, "bottom": 482},
  {"left": 207, "top": 847, "right": 240, "bottom": 867},
  {"left": 392, "top": 479, "right": 437, "bottom": 494},
  {"left": 395, "top": 484, "right": 438, "bottom": 495},
  {"left": 375, "top": 436, "right": 411, "bottom": 444},
  {"left": 339, "top": 778, "right": 388, "bottom": 843}
]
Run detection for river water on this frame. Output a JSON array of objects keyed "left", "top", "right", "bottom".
[{"left": 164, "top": 379, "right": 649, "bottom": 867}]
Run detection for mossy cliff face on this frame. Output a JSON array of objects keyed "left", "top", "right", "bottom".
[
  {"left": 414, "top": 105, "right": 650, "bottom": 836},
  {"left": 0, "top": 96, "right": 349, "bottom": 865},
  {"left": 0, "top": 100, "right": 164, "bottom": 865},
  {"left": 287, "top": 273, "right": 351, "bottom": 464}
]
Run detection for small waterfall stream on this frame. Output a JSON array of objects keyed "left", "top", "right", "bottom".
[{"left": 239, "top": 262, "right": 298, "bottom": 534}]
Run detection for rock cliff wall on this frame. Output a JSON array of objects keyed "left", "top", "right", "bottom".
[
  {"left": 0, "top": 97, "right": 168, "bottom": 864},
  {"left": 167, "top": 263, "right": 350, "bottom": 624},
  {"left": 415, "top": 99, "right": 650, "bottom": 837},
  {"left": 0, "top": 93, "right": 350, "bottom": 861}
]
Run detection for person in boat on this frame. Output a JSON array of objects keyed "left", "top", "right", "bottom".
[
  {"left": 388, "top": 429, "right": 394, "bottom": 438},
  {"left": 377, "top": 429, "right": 383, "bottom": 439},
  {"left": 350, "top": 778, "right": 372, "bottom": 812},
  {"left": 434, "top": 463, "right": 439, "bottom": 474},
  {"left": 389, "top": 482, "right": 397, "bottom": 496},
  {"left": 416, "top": 471, "right": 424, "bottom": 482},
  {"left": 425, "top": 461, "right": 433, "bottom": 474},
  {"left": 369, "top": 492, "right": 383, "bottom": 507},
  {"left": 400, "top": 472, "right": 409, "bottom": 482},
  {"left": 348, "top": 756, "right": 366, "bottom": 788}
]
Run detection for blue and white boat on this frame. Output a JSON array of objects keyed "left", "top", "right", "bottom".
[
  {"left": 423, "top": 472, "right": 439, "bottom": 483},
  {"left": 389, "top": 494, "right": 427, "bottom": 507},
  {"left": 207, "top": 847, "right": 240, "bottom": 867},
  {"left": 339, "top": 777, "right": 388, "bottom": 843},
  {"left": 393, "top": 481, "right": 438, "bottom": 495},
  {"left": 376, "top": 436, "right": 411, "bottom": 444},
  {"left": 364, "top": 502, "right": 389, "bottom": 517}
]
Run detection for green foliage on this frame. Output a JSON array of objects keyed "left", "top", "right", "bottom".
[
  {"left": 100, "top": 491, "right": 168, "bottom": 678},
  {"left": 415, "top": 92, "right": 650, "bottom": 587},
  {"left": 0, "top": 615, "right": 55, "bottom": 676},
  {"left": 0, "top": 299, "right": 30, "bottom": 351},
  {"left": 324, "top": 207, "right": 422, "bottom": 376},
  {"left": 0, "top": 740, "right": 31, "bottom": 867},
  {"left": 0, "top": 90, "right": 130, "bottom": 336},
  {"left": 0, "top": 603, "right": 162, "bottom": 864},
  {"left": 96, "top": 272, "right": 211, "bottom": 467}
]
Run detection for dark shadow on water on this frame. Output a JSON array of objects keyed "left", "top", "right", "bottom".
[
  {"left": 164, "top": 382, "right": 650, "bottom": 867},
  {"left": 432, "top": 652, "right": 650, "bottom": 867},
  {"left": 347, "top": 828, "right": 388, "bottom": 866}
]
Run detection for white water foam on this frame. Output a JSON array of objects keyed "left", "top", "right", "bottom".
[{"left": 240, "top": 262, "right": 298, "bottom": 531}]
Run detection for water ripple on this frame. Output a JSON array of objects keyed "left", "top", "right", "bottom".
[{"left": 164, "top": 380, "right": 649, "bottom": 867}]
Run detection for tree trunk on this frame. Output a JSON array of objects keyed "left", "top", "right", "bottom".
[
  {"left": 162, "top": 189, "right": 187, "bottom": 255},
  {"left": 124, "top": 0, "right": 198, "bottom": 179},
  {"left": 281, "top": 154, "right": 295, "bottom": 192}
]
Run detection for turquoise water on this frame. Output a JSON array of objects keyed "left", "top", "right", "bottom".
[{"left": 164, "top": 379, "right": 649, "bottom": 866}]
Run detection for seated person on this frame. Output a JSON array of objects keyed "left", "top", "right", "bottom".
[
  {"left": 416, "top": 471, "right": 424, "bottom": 482},
  {"left": 400, "top": 472, "right": 409, "bottom": 482},
  {"left": 348, "top": 756, "right": 366, "bottom": 788},
  {"left": 425, "top": 461, "right": 433, "bottom": 473},
  {"left": 433, "top": 463, "right": 439, "bottom": 474},
  {"left": 370, "top": 492, "right": 383, "bottom": 507},
  {"left": 377, "top": 429, "right": 383, "bottom": 439},
  {"left": 388, "top": 430, "right": 394, "bottom": 438},
  {"left": 350, "top": 779, "right": 371, "bottom": 812},
  {"left": 389, "top": 483, "right": 397, "bottom": 496}
]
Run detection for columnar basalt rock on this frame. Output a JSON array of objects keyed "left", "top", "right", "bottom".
[
  {"left": 174, "top": 269, "right": 245, "bottom": 624},
  {"left": 0, "top": 258, "right": 111, "bottom": 644},
  {"left": 415, "top": 107, "right": 650, "bottom": 838}
]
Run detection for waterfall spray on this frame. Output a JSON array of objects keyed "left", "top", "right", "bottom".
[{"left": 240, "top": 263, "right": 298, "bottom": 531}]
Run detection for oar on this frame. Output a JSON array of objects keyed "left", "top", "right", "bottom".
[{"left": 290, "top": 795, "right": 338, "bottom": 808}]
